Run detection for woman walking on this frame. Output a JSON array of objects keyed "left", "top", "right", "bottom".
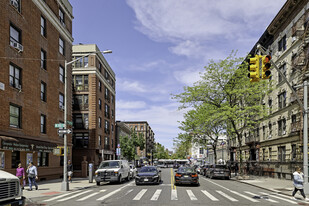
[
  {"left": 27, "top": 162, "right": 38, "bottom": 191},
  {"left": 16, "top": 163, "right": 25, "bottom": 189},
  {"left": 292, "top": 166, "right": 309, "bottom": 201}
]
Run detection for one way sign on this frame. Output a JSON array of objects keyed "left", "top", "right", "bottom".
[{"left": 58, "top": 129, "right": 72, "bottom": 134}]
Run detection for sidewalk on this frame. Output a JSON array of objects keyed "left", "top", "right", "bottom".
[{"left": 23, "top": 178, "right": 97, "bottom": 199}]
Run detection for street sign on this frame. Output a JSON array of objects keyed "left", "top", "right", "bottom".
[
  {"left": 55, "top": 123, "right": 65, "bottom": 128},
  {"left": 66, "top": 121, "right": 73, "bottom": 126},
  {"left": 58, "top": 129, "right": 72, "bottom": 134}
]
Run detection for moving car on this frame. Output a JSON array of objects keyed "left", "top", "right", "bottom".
[
  {"left": 95, "top": 160, "right": 130, "bottom": 185},
  {"left": 206, "top": 164, "right": 231, "bottom": 180},
  {"left": 135, "top": 166, "right": 161, "bottom": 185},
  {"left": 129, "top": 164, "right": 137, "bottom": 179},
  {"left": 174, "top": 167, "right": 199, "bottom": 186}
]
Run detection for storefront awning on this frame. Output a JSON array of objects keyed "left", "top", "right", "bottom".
[{"left": 0, "top": 136, "right": 58, "bottom": 153}]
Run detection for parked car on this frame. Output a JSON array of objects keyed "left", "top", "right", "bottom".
[
  {"left": 135, "top": 166, "right": 161, "bottom": 185},
  {"left": 129, "top": 164, "right": 137, "bottom": 179},
  {"left": 206, "top": 164, "right": 231, "bottom": 180},
  {"left": 95, "top": 160, "right": 130, "bottom": 185},
  {"left": 174, "top": 167, "right": 199, "bottom": 186}
]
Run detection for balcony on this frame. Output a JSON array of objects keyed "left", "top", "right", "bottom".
[
  {"left": 74, "top": 85, "right": 89, "bottom": 92},
  {"left": 73, "top": 104, "right": 89, "bottom": 111}
]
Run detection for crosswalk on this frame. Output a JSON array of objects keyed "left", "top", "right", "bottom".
[{"left": 42, "top": 187, "right": 300, "bottom": 204}]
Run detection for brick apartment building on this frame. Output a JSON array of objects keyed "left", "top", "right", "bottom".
[
  {"left": 72, "top": 44, "right": 116, "bottom": 170},
  {"left": 0, "top": 0, "right": 73, "bottom": 180}
]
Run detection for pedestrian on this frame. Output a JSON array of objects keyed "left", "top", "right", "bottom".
[
  {"left": 16, "top": 162, "right": 25, "bottom": 189},
  {"left": 26, "top": 162, "right": 38, "bottom": 191},
  {"left": 68, "top": 160, "right": 73, "bottom": 183},
  {"left": 235, "top": 162, "right": 239, "bottom": 176},
  {"left": 292, "top": 166, "right": 309, "bottom": 201}
]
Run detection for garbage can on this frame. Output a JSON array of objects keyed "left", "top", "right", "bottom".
[{"left": 89, "top": 163, "right": 93, "bottom": 183}]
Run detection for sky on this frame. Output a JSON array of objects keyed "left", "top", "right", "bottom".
[{"left": 70, "top": 0, "right": 286, "bottom": 151}]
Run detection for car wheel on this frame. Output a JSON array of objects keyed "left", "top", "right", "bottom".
[
  {"left": 118, "top": 175, "right": 122, "bottom": 184},
  {"left": 96, "top": 182, "right": 100, "bottom": 186},
  {"left": 126, "top": 173, "right": 130, "bottom": 181}
]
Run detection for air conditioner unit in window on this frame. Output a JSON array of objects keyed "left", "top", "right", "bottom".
[
  {"left": 12, "top": 42, "right": 23, "bottom": 52},
  {"left": 268, "top": 135, "right": 272, "bottom": 139},
  {"left": 10, "top": 0, "right": 18, "bottom": 9},
  {"left": 282, "top": 131, "right": 286, "bottom": 135}
]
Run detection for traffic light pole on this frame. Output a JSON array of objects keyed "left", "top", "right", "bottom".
[{"left": 257, "top": 44, "right": 309, "bottom": 193}]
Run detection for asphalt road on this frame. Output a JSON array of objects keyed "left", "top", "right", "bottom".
[{"left": 27, "top": 167, "right": 302, "bottom": 206}]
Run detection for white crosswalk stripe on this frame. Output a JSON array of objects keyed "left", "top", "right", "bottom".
[
  {"left": 186, "top": 190, "right": 198, "bottom": 201},
  {"left": 150, "top": 189, "right": 162, "bottom": 201},
  {"left": 216, "top": 190, "right": 238, "bottom": 202},
  {"left": 244, "top": 191, "right": 278, "bottom": 203},
  {"left": 259, "top": 192, "right": 297, "bottom": 204},
  {"left": 43, "top": 190, "right": 80, "bottom": 202},
  {"left": 171, "top": 189, "right": 178, "bottom": 200},
  {"left": 96, "top": 182, "right": 133, "bottom": 201},
  {"left": 76, "top": 190, "right": 106, "bottom": 201},
  {"left": 201, "top": 190, "right": 219, "bottom": 201},
  {"left": 230, "top": 190, "right": 259, "bottom": 202},
  {"left": 133, "top": 189, "right": 147, "bottom": 200},
  {"left": 58, "top": 190, "right": 92, "bottom": 202}
]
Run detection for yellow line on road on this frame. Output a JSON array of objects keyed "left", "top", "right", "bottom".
[{"left": 170, "top": 168, "right": 176, "bottom": 190}]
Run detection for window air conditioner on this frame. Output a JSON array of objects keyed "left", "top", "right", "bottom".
[
  {"left": 282, "top": 131, "right": 286, "bottom": 135},
  {"left": 12, "top": 42, "right": 23, "bottom": 52},
  {"left": 268, "top": 135, "right": 272, "bottom": 139},
  {"left": 10, "top": 0, "right": 18, "bottom": 9}
]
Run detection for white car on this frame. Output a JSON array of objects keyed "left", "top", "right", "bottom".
[{"left": 129, "top": 165, "right": 137, "bottom": 179}]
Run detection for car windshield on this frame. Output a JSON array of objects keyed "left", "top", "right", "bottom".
[
  {"left": 139, "top": 167, "right": 157, "bottom": 173},
  {"left": 178, "top": 167, "right": 195, "bottom": 173},
  {"left": 99, "top": 161, "right": 120, "bottom": 169}
]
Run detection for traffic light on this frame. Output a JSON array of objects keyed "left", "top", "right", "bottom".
[
  {"left": 248, "top": 55, "right": 260, "bottom": 82},
  {"left": 261, "top": 55, "right": 271, "bottom": 79}
]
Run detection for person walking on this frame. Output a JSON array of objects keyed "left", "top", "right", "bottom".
[
  {"left": 67, "top": 160, "right": 73, "bottom": 183},
  {"left": 16, "top": 163, "right": 25, "bottom": 189},
  {"left": 292, "top": 166, "right": 309, "bottom": 201},
  {"left": 26, "top": 162, "right": 38, "bottom": 191}
]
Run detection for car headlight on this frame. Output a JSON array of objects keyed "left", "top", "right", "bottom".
[{"left": 153, "top": 175, "right": 159, "bottom": 178}]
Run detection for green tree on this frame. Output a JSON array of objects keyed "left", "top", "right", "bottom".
[
  {"left": 173, "top": 52, "right": 272, "bottom": 173},
  {"left": 119, "top": 130, "right": 146, "bottom": 161},
  {"left": 172, "top": 134, "right": 191, "bottom": 159},
  {"left": 153, "top": 143, "right": 169, "bottom": 159}
]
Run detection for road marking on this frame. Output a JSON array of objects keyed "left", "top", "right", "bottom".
[
  {"left": 229, "top": 190, "right": 259, "bottom": 202},
  {"left": 216, "top": 190, "right": 238, "bottom": 202},
  {"left": 58, "top": 190, "right": 92, "bottom": 202},
  {"left": 259, "top": 192, "right": 297, "bottom": 204},
  {"left": 43, "top": 190, "right": 80, "bottom": 202},
  {"left": 76, "top": 190, "right": 106, "bottom": 201},
  {"left": 150, "top": 189, "right": 162, "bottom": 201},
  {"left": 186, "top": 190, "right": 198, "bottom": 201},
  {"left": 244, "top": 191, "right": 278, "bottom": 203},
  {"left": 97, "top": 182, "right": 133, "bottom": 201},
  {"left": 171, "top": 189, "right": 178, "bottom": 200},
  {"left": 133, "top": 189, "right": 147, "bottom": 200},
  {"left": 201, "top": 190, "right": 219, "bottom": 201},
  {"left": 170, "top": 168, "right": 176, "bottom": 190}
]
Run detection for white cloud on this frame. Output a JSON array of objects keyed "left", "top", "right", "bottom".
[
  {"left": 173, "top": 67, "right": 203, "bottom": 86},
  {"left": 117, "top": 78, "right": 147, "bottom": 93},
  {"left": 116, "top": 100, "right": 147, "bottom": 109}
]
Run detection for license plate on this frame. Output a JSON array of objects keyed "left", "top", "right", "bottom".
[
  {"left": 184, "top": 175, "right": 189, "bottom": 178},
  {"left": 144, "top": 178, "right": 148, "bottom": 181}
]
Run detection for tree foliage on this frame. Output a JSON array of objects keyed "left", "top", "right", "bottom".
[
  {"left": 153, "top": 143, "right": 169, "bottom": 159},
  {"left": 119, "top": 129, "right": 146, "bottom": 161}
]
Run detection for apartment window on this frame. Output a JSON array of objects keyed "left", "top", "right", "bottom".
[
  {"left": 59, "top": 65, "right": 64, "bottom": 82},
  {"left": 37, "top": 152, "right": 49, "bottom": 167},
  {"left": 278, "top": 118, "right": 286, "bottom": 136},
  {"left": 278, "top": 35, "right": 286, "bottom": 52},
  {"left": 278, "top": 146, "right": 286, "bottom": 162},
  {"left": 268, "top": 99, "right": 272, "bottom": 113},
  {"left": 73, "top": 133, "right": 89, "bottom": 148},
  {"left": 105, "top": 120, "right": 110, "bottom": 134},
  {"left": 74, "top": 75, "right": 88, "bottom": 91},
  {"left": 73, "top": 94, "right": 88, "bottom": 110},
  {"left": 141, "top": 126, "right": 144, "bottom": 131},
  {"left": 10, "top": 104, "right": 21, "bottom": 128},
  {"left": 98, "top": 135, "right": 102, "bottom": 146},
  {"left": 99, "top": 99, "right": 102, "bottom": 110},
  {"left": 104, "top": 136, "right": 109, "bottom": 148},
  {"left": 278, "top": 91, "right": 286, "bottom": 109},
  {"left": 262, "top": 149, "right": 265, "bottom": 161},
  {"left": 98, "top": 80, "right": 102, "bottom": 92},
  {"left": 41, "top": 16, "right": 46, "bottom": 37},
  {"left": 9, "top": 64, "right": 21, "bottom": 89},
  {"left": 111, "top": 124, "right": 114, "bottom": 132},
  {"left": 41, "top": 49, "right": 46, "bottom": 69},
  {"left": 111, "top": 95, "right": 114, "bottom": 103},
  {"left": 262, "top": 126, "right": 265, "bottom": 139},
  {"left": 10, "top": 24, "right": 21, "bottom": 46},
  {"left": 105, "top": 104, "right": 110, "bottom": 118},
  {"left": 199, "top": 148, "right": 204, "bottom": 155},
  {"left": 0, "top": 151, "right": 4, "bottom": 169},
  {"left": 59, "top": 93, "right": 64, "bottom": 109},
  {"left": 292, "top": 114, "right": 297, "bottom": 123},
  {"left": 59, "top": 8, "right": 65, "bottom": 25},
  {"left": 99, "top": 117, "right": 102, "bottom": 128},
  {"left": 41, "top": 114, "right": 46, "bottom": 133},
  {"left": 269, "top": 147, "right": 272, "bottom": 161},
  {"left": 112, "top": 109, "right": 114, "bottom": 118},
  {"left": 73, "top": 113, "right": 88, "bottom": 129},
  {"left": 59, "top": 37, "right": 64, "bottom": 55},
  {"left": 98, "top": 62, "right": 102, "bottom": 72},
  {"left": 105, "top": 69, "right": 109, "bottom": 81},
  {"left": 10, "top": 0, "right": 21, "bottom": 12},
  {"left": 278, "top": 64, "right": 286, "bottom": 83},
  {"left": 135, "top": 126, "right": 137, "bottom": 131},
  {"left": 84, "top": 57, "right": 88, "bottom": 67},
  {"left": 105, "top": 88, "right": 110, "bottom": 101},
  {"left": 41, "top": 82, "right": 46, "bottom": 102},
  {"left": 11, "top": 151, "right": 20, "bottom": 168},
  {"left": 269, "top": 122, "right": 272, "bottom": 138}
]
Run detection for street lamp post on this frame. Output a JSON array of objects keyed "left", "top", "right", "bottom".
[{"left": 61, "top": 50, "right": 112, "bottom": 191}]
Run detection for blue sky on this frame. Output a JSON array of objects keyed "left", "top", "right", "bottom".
[{"left": 70, "top": 0, "right": 286, "bottom": 151}]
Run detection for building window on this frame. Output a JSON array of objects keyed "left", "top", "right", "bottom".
[
  {"left": 278, "top": 146, "right": 286, "bottom": 162},
  {"left": 112, "top": 109, "right": 114, "bottom": 118},
  {"left": 11, "top": 151, "right": 20, "bottom": 168},
  {"left": 141, "top": 126, "right": 144, "bottom": 131},
  {"left": 84, "top": 57, "right": 88, "bottom": 67},
  {"left": 98, "top": 62, "right": 102, "bottom": 72},
  {"left": 111, "top": 124, "right": 114, "bottom": 132},
  {"left": 292, "top": 114, "right": 297, "bottom": 123},
  {"left": 278, "top": 35, "right": 286, "bottom": 52},
  {"left": 278, "top": 91, "right": 286, "bottom": 109},
  {"left": 41, "top": 114, "right": 46, "bottom": 133},
  {"left": 199, "top": 148, "right": 204, "bottom": 155},
  {"left": 135, "top": 126, "right": 137, "bottom": 131},
  {"left": 105, "top": 69, "right": 109, "bottom": 81},
  {"left": 99, "top": 117, "right": 102, "bottom": 128},
  {"left": 291, "top": 144, "right": 296, "bottom": 161},
  {"left": 268, "top": 122, "right": 272, "bottom": 138},
  {"left": 268, "top": 99, "right": 272, "bottom": 113},
  {"left": 59, "top": 93, "right": 64, "bottom": 109},
  {"left": 0, "top": 151, "right": 4, "bottom": 169},
  {"left": 269, "top": 147, "right": 272, "bottom": 161},
  {"left": 111, "top": 95, "right": 114, "bottom": 103},
  {"left": 73, "top": 133, "right": 89, "bottom": 148},
  {"left": 41, "top": 49, "right": 46, "bottom": 69},
  {"left": 105, "top": 88, "right": 110, "bottom": 101},
  {"left": 99, "top": 135, "right": 102, "bottom": 146},
  {"left": 10, "top": 0, "right": 21, "bottom": 12},
  {"left": 41, "top": 81, "right": 46, "bottom": 101},
  {"left": 59, "top": 8, "right": 65, "bottom": 26},
  {"left": 73, "top": 113, "right": 88, "bottom": 129},
  {"left": 73, "top": 75, "right": 88, "bottom": 91},
  {"left": 10, "top": 104, "right": 21, "bottom": 128},
  {"left": 99, "top": 99, "right": 102, "bottom": 110},
  {"left": 262, "top": 149, "right": 265, "bottom": 161},
  {"left": 105, "top": 104, "right": 110, "bottom": 118},
  {"left": 9, "top": 64, "right": 21, "bottom": 89},
  {"left": 73, "top": 94, "right": 89, "bottom": 110},
  {"left": 105, "top": 120, "right": 110, "bottom": 134},
  {"left": 59, "top": 65, "right": 64, "bottom": 83},
  {"left": 278, "top": 118, "right": 286, "bottom": 136},
  {"left": 10, "top": 24, "right": 21, "bottom": 46},
  {"left": 278, "top": 64, "right": 286, "bottom": 83},
  {"left": 41, "top": 16, "right": 46, "bottom": 37},
  {"left": 99, "top": 81, "right": 102, "bottom": 92},
  {"left": 59, "top": 37, "right": 64, "bottom": 55},
  {"left": 37, "top": 152, "right": 49, "bottom": 167},
  {"left": 262, "top": 126, "right": 265, "bottom": 140},
  {"left": 104, "top": 136, "right": 109, "bottom": 150}
]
